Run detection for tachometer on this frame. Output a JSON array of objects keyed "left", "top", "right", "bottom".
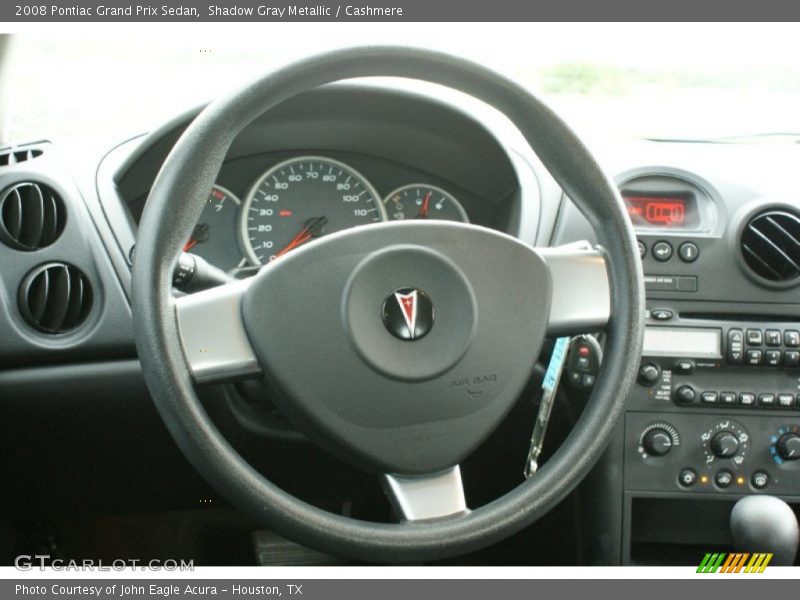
[
  {"left": 184, "top": 185, "right": 243, "bottom": 271},
  {"left": 383, "top": 184, "right": 468, "bottom": 223},
  {"left": 240, "top": 156, "right": 386, "bottom": 264}
]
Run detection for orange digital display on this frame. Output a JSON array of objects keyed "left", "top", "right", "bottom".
[{"left": 622, "top": 192, "right": 698, "bottom": 229}]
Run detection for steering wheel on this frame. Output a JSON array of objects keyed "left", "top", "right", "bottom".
[{"left": 132, "top": 46, "right": 644, "bottom": 563}]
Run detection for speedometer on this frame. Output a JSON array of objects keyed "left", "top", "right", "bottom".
[{"left": 240, "top": 156, "right": 385, "bottom": 264}]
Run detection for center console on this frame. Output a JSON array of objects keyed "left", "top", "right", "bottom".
[{"left": 554, "top": 166, "right": 800, "bottom": 565}]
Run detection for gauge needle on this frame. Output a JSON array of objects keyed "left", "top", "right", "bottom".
[
  {"left": 275, "top": 216, "right": 328, "bottom": 258},
  {"left": 183, "top": 223, "right": 210, "bottom": 252},
  {"left": 416, "top": 192, "right": 432, "bottom": 219}
]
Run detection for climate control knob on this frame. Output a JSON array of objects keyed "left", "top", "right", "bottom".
[
  {"left": 643, "top": 428, "right": 673, "bottom": 456},
  {"left": 675, "top": 385, "right": 696, "bottom": 405},
  {"left": 776, "top": 433, "right": 800, "bottom": 461},
  {"left": 711, "top": 431, "right": 740, "bottom": 458}
]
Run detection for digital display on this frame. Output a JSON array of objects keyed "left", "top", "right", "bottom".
[
  {"left": 643, "top": 327, "right": 722, "bottom": 359},
  {"left": 622, "top": 191, "right": 700, "bottom": 229}
]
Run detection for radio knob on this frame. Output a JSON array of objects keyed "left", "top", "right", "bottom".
[
  {"left": 675, "top": 385, "right": 696, "bottom": 405},
  {"left": 711, "top": 431, "right": 740, "bottom": 458},
  {"left": 643, "top": 428, "right": 673, "bottom": 457},
  {"left": 776, "top": 433, "right": 800, "bottom": 461},
  {"left": 637, "top": 363, "right": 661, "bottom": 386}
]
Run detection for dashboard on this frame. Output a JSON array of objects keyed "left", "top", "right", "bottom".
[{"left": 4, "top": 78, "right": 800, "bottom": 566}]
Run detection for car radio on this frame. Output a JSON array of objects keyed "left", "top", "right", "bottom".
[{"left": 624, "top": 312, "right": 800, "bottom": 497}]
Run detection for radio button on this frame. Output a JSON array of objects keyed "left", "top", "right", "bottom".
[
  {"left": 674, "top": 360, "right": 694, "bottom": 374},
  {"left": 777, "top": 394, "right": 795, "bottom": 408},
  {"left": 746, "top": 329, "right": 763, "bottom": 346},
  {"left": 650, "top": 309, "right": 673, "bottom": 321},
  {"left": 637, "top": 363, "right": 661, "bottom": 386},
  {"left": 784, "top": 351, "right": 800, "bottom": 367},
  {"left": 675, "top": 385, "right": 696, "bottom": 405},
  {"left": 785, "top": 330, "right": 800, "bottom": 347},
  {"left": 739, "top": 392, "right": 756, "bottom": 407},
  {"left": 678, "top": 242, "right": 699, "bottom": 263},
  {"left": 719, "top": 392, "right": 737, "bottom": 406},
  {"left": 765, "top": 350, "right": 782, "bottom": 367},
  {"left": 758, "top": 393, "right": 776, "bottom": 407},
  {"left": 746, "top": 349, "right": 763, "bottom": 365},
  {"left": 765, "top": 329, "right": 782, "bottom": 346},
  {"left": 652, "top": 241, "right": 673, "bottom": 262},
  {"left": 701, "top": 391, "right": 719, "bottom": 404},
  {"left": 727, "top": 329, "right": 744, "bottom": 364},
  {"left": 638, "top": 241, "right": 646, "bottom": 258}
]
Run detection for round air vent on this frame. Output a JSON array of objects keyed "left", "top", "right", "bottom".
[
  {"left": 740, "top": 209, "right": 800, "bottom": 283},
  {"left": 18, "top": 263, "right": 93, "bottom": 334},
  {"left": 0, "top": 182, "right": 66, "bottom": 250}
]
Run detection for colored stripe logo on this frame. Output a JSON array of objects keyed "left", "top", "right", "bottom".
[{"left": 697, "top": 552, "right": 772, "bottom": 573}]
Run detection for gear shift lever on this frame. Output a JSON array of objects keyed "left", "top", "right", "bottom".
[{"left": 730, "top": 496, "right": 799, "bottom": 566}]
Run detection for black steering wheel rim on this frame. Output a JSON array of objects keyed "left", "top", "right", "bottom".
[{"left": 131, "top": 46, "right": 644, "bottom": 563}]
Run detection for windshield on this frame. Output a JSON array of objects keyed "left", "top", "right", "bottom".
[{"left": 5, "top": 23, "right": 800, "bottom": 144}]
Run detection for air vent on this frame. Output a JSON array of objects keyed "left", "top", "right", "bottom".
[
  {"left": 740, "top": 209, "right": 800, "bottom": 283},
  {"left": 0, "top": 146, "right": 44, "bottom": 166},
  {"left": 0, "top": 182, "right": 66, "bottom": 250},
  {"left": 18, "top": 263, "right": 93, "bottom": 334}
]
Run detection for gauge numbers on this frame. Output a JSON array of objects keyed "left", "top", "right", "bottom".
[{"left": 240, "top": 156, "right": 385, "bottom": 264}]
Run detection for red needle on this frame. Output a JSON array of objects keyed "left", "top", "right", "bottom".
[
  {"left": 417, "top": 192, "right": 432, "bottom": 218},
  {"left": 275, "top": 216, "right": 328, "bottom": 258},
  {"left": 183, "top": 223, "right": 209, "bottom": 252},
  {"left": 183, "top": 239, "right": 198, "bottom": 252}
]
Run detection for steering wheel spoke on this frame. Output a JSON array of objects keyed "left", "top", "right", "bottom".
[
  {"left": 539, "top": 242, "right": 611, "bottom": 336},
  {"left": 382, "top": 467, "right": 468, "bottom": 521},
  {"left": 174, "top": 279, "right": 261, "bottom": 383}
]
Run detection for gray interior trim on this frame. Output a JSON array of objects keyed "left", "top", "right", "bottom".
[
  {"left": 174, "top": 279, "right": 259, "bottom": 383},
  {"left": 383, "top": 467, "right": 468, "bottom": 521}
]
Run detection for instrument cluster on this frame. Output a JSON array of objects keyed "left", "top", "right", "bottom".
[{"left": 186, "top": 155, "right": 471, "bottom": 274}]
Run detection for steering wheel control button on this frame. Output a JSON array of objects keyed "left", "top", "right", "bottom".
[
  {"left": 715, "top": 470, "right": 734, "bottom": 489},
  {"left": 727, "top": 329, "right": 744, "bottom": 364},
  {"left": 751, "top": 471, "right": 770, "bottom": 490},
  {"left": 678, "top": 242, "right": 699, "bottom": 262},
  {"left": 675, "top": 385, "right": 696, "bottom": 405},
  {"left": 650, "top": 308, "right": 673, "bottom": 321},
  {"left": 679, "top": 468, "right": 698, "bottom": 488},
  {"left": 652, "top": 241, "right": 673, "bottom": 262},
  {"left": 637, "top": 363, "right": 661, "bottom": 386},
  {"left": 382, "top": 287, "right": 434, "bottom": 341}
]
